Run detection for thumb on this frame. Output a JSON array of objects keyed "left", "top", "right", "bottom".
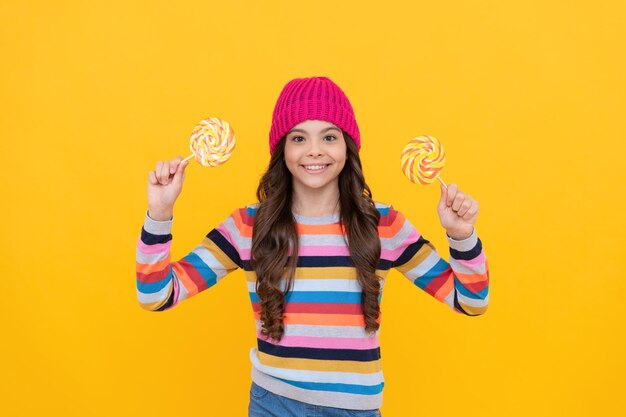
[
  {"left": 173, "top": 158, "right": 188, "bottom": 185},
  {"left": 438, "top": 183, "right": 448, "bottom": 211}
]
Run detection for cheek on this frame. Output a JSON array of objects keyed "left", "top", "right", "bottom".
[
  {"left": 334, "top": 152, "right": 347, "bottom": 168},
  {"left": 284, "top": 145, "right": 303, "bottom": 163},
  {"left": 283, "top": 157, "right": 300, "bottom": 176}
]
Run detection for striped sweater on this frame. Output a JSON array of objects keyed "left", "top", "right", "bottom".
[{"left": 135, "top": 202, "right": 489, "bottom": 410}]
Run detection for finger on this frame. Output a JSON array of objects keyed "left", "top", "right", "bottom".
[
  {"left": 457, "top": 196, "right": 472, "bottom": 217},
  {"left": 158, "top": 161, "right": 170, "bottom": 185},
  {"left": 438, "top": 184, "right": 448, "bottom": 211},
  {"left": 170, "top": 156, "right": 183, "bottom": 174},
  {"left": 452, "top": 191, "right": 465, "bottom": 212},
  {"left": 173, "top": 159, "right": 188, "bottom": 185},
  {"left": 446, "top": 183, "right": 457, "bottom": 207},
  {"left": 160, "top": 161, "right": 171, "bottom": 184},
  {"left": 155, "top": 161, "right": 163, "bottom": 183},
  {"left": 463, "top": 206, "right": 478, "bottom": 221},
  {"left": 462, "top": 201, "right": 478, "bottom": 220},
  {"left": 148, "top": 170, "right": 158, "bottom": 185}
]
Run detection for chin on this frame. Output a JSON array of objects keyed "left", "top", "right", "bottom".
[
  {"left": 295, "top": 176, "right": 337, "bottom": 190},
  {"left": 299, "top": 180, "right": 332, "bottom": 189}
]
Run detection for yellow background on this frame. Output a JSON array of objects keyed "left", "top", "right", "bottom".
[{"left": 2, "top": 0, "right": 624, "bottom": 415}]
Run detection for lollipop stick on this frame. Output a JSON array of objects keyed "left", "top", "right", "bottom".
[
  {"left": 437, "top": 175, "right": 448, "bottom": 188},
  {"left": 183, "top": 154, "right": 194, "bottom": 163}
]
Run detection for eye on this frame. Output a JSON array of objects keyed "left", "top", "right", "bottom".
[{"left": 290, "top": 135, "right": 336, "bottom": 143}]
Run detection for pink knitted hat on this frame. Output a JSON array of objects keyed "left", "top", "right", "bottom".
[{"left": 268, "top": 76, "right": 361, "bottom": 154}]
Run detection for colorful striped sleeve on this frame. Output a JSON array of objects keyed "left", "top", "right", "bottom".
[
  {"left": 135, "top": 209, "right": 242, "bottom": 311},
  {"left": 386, "top": 206, "right": 489, "bottom": 316}
]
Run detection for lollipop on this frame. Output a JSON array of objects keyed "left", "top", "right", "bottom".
[
  {"left": 183, "top": 117, "right": 235, "bottom": 166},
  {"left": 401, "top": 135, "right": 447, "bottom": 187}
]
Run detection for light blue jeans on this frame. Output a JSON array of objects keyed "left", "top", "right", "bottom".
[{"left": 248, "top": 382, "right": 382, "bottom": 417}]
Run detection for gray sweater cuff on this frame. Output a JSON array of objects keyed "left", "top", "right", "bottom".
[
  {"left": 446, "top": 228, "right": 478, "bottom": 252},
  {"left": 144, "top": 210, "right": 173, "bottom": 235}
]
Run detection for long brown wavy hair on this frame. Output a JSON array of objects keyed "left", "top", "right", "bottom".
[{"left": 250, "top": 132, "right": 382, "bottom": 343}]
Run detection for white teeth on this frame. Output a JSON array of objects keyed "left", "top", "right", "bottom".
[{"left": 303, "top": 165, "right": 327, "bottom": 171}]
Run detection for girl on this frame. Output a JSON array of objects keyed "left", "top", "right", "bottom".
[{"left": 137, "top": 76, "right": 489, "bottom": 417}]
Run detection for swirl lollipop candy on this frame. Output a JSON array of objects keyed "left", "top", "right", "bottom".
[
  {"left": 183, "top": 117, "right": 235, "bottom": 166},
  {"left": 401, "top": 135, "right": 447, "bottom": 187}
]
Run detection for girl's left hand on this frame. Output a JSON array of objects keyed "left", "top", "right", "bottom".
[{"left": 437, "top": 183, "right": 479, "bottom": 240}]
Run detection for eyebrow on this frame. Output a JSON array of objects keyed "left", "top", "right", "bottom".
[{"left": 287, "top": 126, "right": 341, "bottom": 135}]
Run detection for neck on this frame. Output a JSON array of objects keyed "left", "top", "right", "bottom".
[{"left": 291, "top": 182, "right": 340, "bottom": 217}]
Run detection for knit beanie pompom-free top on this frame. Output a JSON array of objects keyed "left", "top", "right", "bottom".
[{"left": 268, "top": 76, "right": 361, "bottom": 155}]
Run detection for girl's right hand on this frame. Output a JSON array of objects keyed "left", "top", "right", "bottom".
[{"left": 147, "top": 156, "right": 189, "bottom": 219}]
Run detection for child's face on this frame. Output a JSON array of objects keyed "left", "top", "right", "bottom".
[{"left": 283, "top": 119, "right": 347, "bottom": 194}]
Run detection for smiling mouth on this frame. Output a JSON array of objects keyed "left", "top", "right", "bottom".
[{"left": 301, "top": 164, "right": 331, "bottom": 172}]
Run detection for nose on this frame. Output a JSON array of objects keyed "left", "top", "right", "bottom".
[{"left": 307, "top": 138, "right": 323, "bottom": 157}]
